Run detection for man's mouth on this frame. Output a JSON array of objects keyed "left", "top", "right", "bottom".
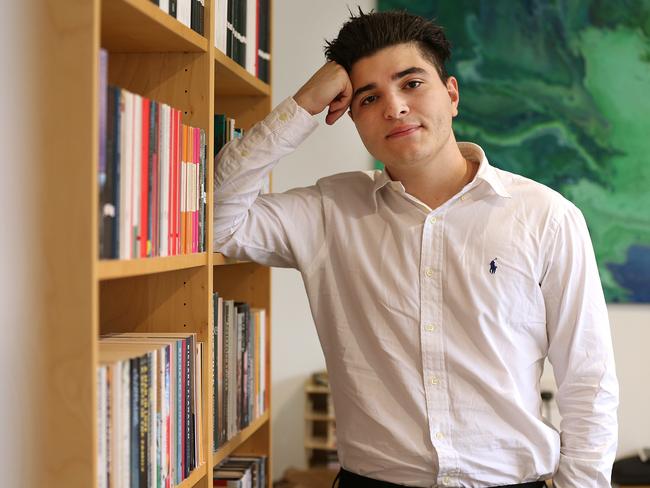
[{"left": 386, "top": 124, "right": 421, "bottom": 139}]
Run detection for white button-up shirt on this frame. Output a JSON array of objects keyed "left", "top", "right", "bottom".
[{"left": 213, "top": 97, "right": 618, "bottom": 487}]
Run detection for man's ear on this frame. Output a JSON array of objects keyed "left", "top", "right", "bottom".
[{"left": 446, "top": 76, "right": 460, "bottom": 117}]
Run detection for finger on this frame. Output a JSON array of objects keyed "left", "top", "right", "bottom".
[{"left": 325, "top": 107, "right": 346, "bottom": 125}]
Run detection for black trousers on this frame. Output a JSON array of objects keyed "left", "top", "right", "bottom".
[{"left": 333, "top": 467, "right": 548, "bottom": 488}]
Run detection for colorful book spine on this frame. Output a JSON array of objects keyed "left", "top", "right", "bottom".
[{"left": 99, "top": 79, "right": 207, "bottom": 260}]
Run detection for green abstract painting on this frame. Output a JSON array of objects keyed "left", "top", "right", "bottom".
[{"left": 377, "top": 0, "right": 650, "bottom": 302}]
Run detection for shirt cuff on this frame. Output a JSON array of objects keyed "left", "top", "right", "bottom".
[{"left": 262, "top": 96, "right": 319, "bottom": 147}]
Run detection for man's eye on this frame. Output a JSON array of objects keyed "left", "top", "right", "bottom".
[
  {"left": 361, "top": 95, "right": 377, "bottom": 105},
  {"left": 405, "top": 80, "right": 422, "bottom": 89}
]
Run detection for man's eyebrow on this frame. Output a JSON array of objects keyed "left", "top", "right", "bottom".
[{"left": 351, "top": 66, "right": 428, "bottom": 102}]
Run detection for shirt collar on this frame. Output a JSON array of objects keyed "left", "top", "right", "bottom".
[
  {"left": 369, "top": 142, "right": 511, "bottom": 207},
  {"left": 459, "top": 142, "right": 511, "bottom": 199}
]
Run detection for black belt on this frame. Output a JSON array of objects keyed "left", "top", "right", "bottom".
[{"left": 334, "top": 467, "right": 548, "bottom": 487}]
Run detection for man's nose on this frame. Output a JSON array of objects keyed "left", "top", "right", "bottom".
[{"left": 383, "top": 93, "right": 409, "bottom": 119}]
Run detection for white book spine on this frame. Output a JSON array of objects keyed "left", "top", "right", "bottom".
[
  {"left": 183, "top": 0, "right": 192, "bottom": 27},
  {"left": 245, "top": 0, "right": 257, "bottom": 75},
  {"left": 160, "top": 0, "right": 169, "bottom": 13},
  {"left": 98, "top": 367, "right": 107, "bottom": 488}
]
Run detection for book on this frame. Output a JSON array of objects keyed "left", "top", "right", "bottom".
[{"left": 99, "top": 80, "right": 206, "bottom": 259}]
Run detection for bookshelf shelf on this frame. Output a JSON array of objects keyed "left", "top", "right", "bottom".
[
  {"left": 213, "top": 252, "right": 250, "bottom": 266},
  {"left": 305, "top": 437, "right": 337, "bottom": 451},
  {"left": 98, "top": 253, "right": 208, "bottom": 280},
  {"left": 214, "top": 49, "right": 271, "bottom": 97},
  {"left": 213, "top": 410, "right": 271, "bottom": 466},
  {"left": 101, "top": 0, "right": 208, "bottom": 53},
  {"left": 176, "top": 463, "right": 208, "bottom": 488},
  {"left": 305, "top": 410, "right": 336, "bottom": 421}
]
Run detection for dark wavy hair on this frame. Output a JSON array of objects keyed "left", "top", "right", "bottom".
[{"left": 324, "top": 8, "right": 452, "bottom": 82}]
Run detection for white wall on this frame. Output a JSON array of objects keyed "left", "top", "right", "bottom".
[
  {"left": 270, "top": 1, "right": 650, "bottom": 481},
  {"left": 0, "top": 4, "right": 43, "bottom": 488},
  {"left": 539, "top": 306, "right": 650, "bottom": 459},
  {"left": 270, "top": 0, "right": 375, "bottom": 480}
]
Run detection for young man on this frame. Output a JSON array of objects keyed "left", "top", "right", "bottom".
[{"left": 213, "top": 10, "right": 618, "bottom": 488}]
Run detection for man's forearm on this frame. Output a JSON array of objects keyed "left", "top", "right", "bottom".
[{"left": 213, "top": 96, "right": 318, "bottom": 249}]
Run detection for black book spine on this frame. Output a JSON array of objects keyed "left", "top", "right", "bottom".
[
  {"left": 191, "top": 0, "right": 197, "bottom": 33},
  {"left": 222, "top": 300, "right": 229, "bottom": 443},
  {"left": 130, "top": 357, "right": 140, "bottom": 488},
  {"left": 200, "top": 0, "right": 205, "bottom": 36},
  {"left": 111, "top": 88, "right": 121, "bottom": 258},
  {"left": 102, "top": 85, "right": 115, "bottom": 259},
  {"left": 147, "top": 101, "right": 156, "bottom": 257},
  {"left": 184, "top": 336, "right": 192, "bottom": 476},
  {"left": 170, "top": 0, "right": 177, "bottom": 18},
  {"left": 241, "top": 0, "right": 247, "bottom": 69},
  {"left": 226, "top": 0, "right": 232, "bottom": 57}
]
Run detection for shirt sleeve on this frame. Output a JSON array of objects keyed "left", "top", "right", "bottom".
[
  {"left": 540, "top": 203, "right": 619, "bottom": 487},
  {"left": 213, "top": 96, "right": 324, "bottom": 269}
]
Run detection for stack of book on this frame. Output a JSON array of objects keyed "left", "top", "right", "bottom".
[
  {"left": 214, "top": 114, "right": 269, "bottom": 194},
  {"left": 213, "top": 455, "right": 267, "bottom": 487},
  {"left": 212, "top": 294, "right": 268, "bottom": 450},
  {"left": 151, "top": 0, "right": 205, "bottom": 36},
  {"left": 98, "top": 51, "right": 208, "bottom": 260},
  {"left": 97, "top": 332, "right": 204, "bottom": 488},
  {"left": 213, "top": 0, "right": 271, "bottom": 82}
]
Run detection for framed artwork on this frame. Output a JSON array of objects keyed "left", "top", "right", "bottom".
[{"left": 378, "top": 0, "right": 650, "bottom": 302}]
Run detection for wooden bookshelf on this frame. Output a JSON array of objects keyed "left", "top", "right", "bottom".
[
  {"left": 305, "top": 377, "right": 338, "bottom": 468},
  {"left": 43, "top": 0, "right": 274, "bottom": 487},
  {"left": 98, "top": 253, "right": 208, "bottom": 280}
]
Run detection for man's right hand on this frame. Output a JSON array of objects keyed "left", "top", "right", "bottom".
[{"left": 293, "top": 62, "right": 353, "bottom": 125}]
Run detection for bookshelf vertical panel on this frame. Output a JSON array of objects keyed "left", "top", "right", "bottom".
[
  {"left": 108, "top": 52, "right": 211, "bottom": 128},
  {"left": 43, "top": 0, "right": 99, "bottom": 487}
]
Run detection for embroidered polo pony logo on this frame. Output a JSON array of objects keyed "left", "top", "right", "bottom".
[{"left": 489, "top": 258, "right": 498, "bottom": 274}]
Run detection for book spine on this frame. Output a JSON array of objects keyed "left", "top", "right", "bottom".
[
  {"left": 139, "top": 98, "right": 150, "bottom": 258},
  {"left": 101, "top": 84, "right": 116, "bottom": 259},
  {"left": 98, "top": 49, "right": 108, "bottom": 259},
  {"left": 185, "top": 336, "right": 192, "bottom": 476},
  {"left": 199, "top": 129, "right": 205, "bottom": 252},
  {"left": 139, "top": 355, "right": 149, "bottom": 488},
  {"left": 175, "top": 112, "right": 182, "bottom": 255}
]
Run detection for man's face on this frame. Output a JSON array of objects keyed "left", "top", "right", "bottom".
[{"left": 348, "top": 42, "right": 460, "bottom": 174}]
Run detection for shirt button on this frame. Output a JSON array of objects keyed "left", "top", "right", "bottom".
[
  {"left": 460, "top": 194, "right": 468, "bottom": 201},
  {"left": 425, "top": 324, "right": 437, "bottom": 332},
  {"left": 424, "top": 267, "right": 433, "bottom": 278},
  {"left": 429, "top": 376, "right": 440, "bottom": 386},
  {"left": 436, "top": 432, "right": 444, "bottom": 440},
  {"left": 279, "top": 112, "right": 289, "bottom": 122},
  {"left": 442, "top": 476, "right": 451, "bottom": 485},
  {"left": 240, "top": 149, "right": 250, "bottom": 157},
  {"left": 428, "top": 216, "right": 437, "bottom": 224}
]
